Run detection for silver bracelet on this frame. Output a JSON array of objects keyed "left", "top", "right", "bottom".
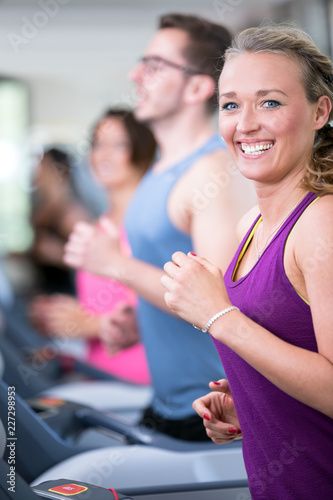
[{"left": 193, "top": 306, "right": 239, "bottom": 333}]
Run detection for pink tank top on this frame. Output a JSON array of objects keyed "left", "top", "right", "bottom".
[{"left": 76, "top": 225, "right": 150, "bottom": 385}]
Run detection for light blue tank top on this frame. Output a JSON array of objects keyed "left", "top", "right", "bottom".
[{"left": 125, "top": 136, "right": 226, "bottom": 419}]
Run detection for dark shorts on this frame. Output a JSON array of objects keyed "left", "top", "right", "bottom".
[{"left": 140, "top": 406, "right": 211, "bottom": 442}]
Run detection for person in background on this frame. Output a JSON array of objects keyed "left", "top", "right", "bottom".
[
  {"left": 162, "top": 24, "right": 333, "bottom": 497},
  {"left": 29, "top": 147, "right": 90, "bottom": 295},
  {"left": 64, "top": 14, "right": 248, "bottom": 441},
  {"left": 30, "top": 109, "right": 156, "bottom": 384}
]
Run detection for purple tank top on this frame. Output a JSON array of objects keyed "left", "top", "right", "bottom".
[{"left": 213, "top": 191, "right": 333, "bottom": 499}]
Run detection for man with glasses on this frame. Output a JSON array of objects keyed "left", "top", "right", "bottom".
[{"left": 64, "top": 14, "right": 240, "bottom": 441}]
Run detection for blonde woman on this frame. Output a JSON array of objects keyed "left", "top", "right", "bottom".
[{"left": 162, "top": 25, "right": 333, "bottom": 498}]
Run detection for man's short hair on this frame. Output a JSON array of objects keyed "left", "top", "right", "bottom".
[{"left": 159, "top": 13, "right": 232, "bottom": 114}]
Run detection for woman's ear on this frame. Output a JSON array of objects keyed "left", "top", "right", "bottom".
[
  {"left": 314, "top": 95, "right": 332, "bottom": 130},
  {"left": 183, "top": 74, "right": 215, "bottom": 106}
]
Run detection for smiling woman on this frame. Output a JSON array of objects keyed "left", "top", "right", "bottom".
[
  {"left": 161, "top": 23, "right": 333, "bottom": 499},
  {"left": 29, "top": 108, "right": 156, "bottom": 385},
  {"left": 218, "top": 51, "right": 330, "bottom": 190}
]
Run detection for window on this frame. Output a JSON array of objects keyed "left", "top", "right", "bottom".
[{"left": 0, "top": 79, "right": 32, "bottom": 252}]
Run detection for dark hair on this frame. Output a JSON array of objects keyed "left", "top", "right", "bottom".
[
  {"left": 159, "top": 13, "right": 232, "bottom": 114},
  {"left": 224, "top": 24, "right": 333, "bottom": 195},
  {"left": 43, "top": 148, "right": 72, "bottom": 178},
  {"left": 91, "top": 108, "right": 156, "bottom": 171}
]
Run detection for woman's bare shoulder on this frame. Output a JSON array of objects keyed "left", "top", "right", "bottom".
[{"left": 236, "top": 204, "right": 260, "bottom": 243}]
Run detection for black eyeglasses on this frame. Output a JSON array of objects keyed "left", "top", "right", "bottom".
[{"left": 139, "top": 55, "right": 203, "bottom": 75}]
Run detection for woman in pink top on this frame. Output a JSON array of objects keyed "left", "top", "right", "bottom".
[{"left": 31, "top": 109, "right": 156, "bottom": 384}]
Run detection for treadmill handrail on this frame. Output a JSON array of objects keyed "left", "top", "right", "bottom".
[
  {"left": 122, "top": 478, "right": 249, "bottom": 497},
  {"left": 75, "top": 407, "right": 241, "bottom": 452}
]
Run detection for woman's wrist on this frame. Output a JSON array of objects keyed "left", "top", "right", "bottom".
[
  {"left": 194, "top": 306, "right": 239, "bottom": 334},
  {"left": 104, "top": 253, "right": 128, "bottom": 281},
  {"left": 207, "top": 306, "right": 244, "bottom": 345}
]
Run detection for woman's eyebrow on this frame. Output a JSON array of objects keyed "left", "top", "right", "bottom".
[
  {"left": 219, "top": 91, "right": 236, "bottom": 99},
  {"left": 219, "top": 89, "right": 288, "bottom": 99},
  {"left": 256, "top": 89, "right": 288, "bottom": 97}
]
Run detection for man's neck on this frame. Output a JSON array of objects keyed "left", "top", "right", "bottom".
[{"left": 151, "top": 109, "right": 216, "bottom": 173}]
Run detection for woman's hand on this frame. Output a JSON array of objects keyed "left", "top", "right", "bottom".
[
  {"left": 63, "top": 217, "right": 125, "bottom": 279},
  {"left": 192, "top": 379, "right": 242, "bottom": 444},
  {"left": 99, "top": 304, "right": 140, "bottom": 355},
  {"left": 161, "top": 251, "right": 231, "bottom": 330},
  {"left": 30, "top": 294, "right": 98, "bottom": 339},
  {"left": 29, "top": 294, "right": 53, "bottom": 334}
]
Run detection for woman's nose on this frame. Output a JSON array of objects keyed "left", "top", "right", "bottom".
[{"left": 236, "top": 107, "right": 260, "bottom": 135}]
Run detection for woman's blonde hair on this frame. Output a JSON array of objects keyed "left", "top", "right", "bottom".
[{"left": 224, "top": 24, "right": 333, "bottom": 195}]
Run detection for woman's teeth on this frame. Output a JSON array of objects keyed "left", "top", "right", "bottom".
[{"left": 241, "top": 143, "right": 273, "bottom": 155}]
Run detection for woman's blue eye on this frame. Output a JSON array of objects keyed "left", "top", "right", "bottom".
[
  {"left": 263, "top": 100, "right": 281, "bottom": 108},
  {"left": 221, "top": 102, "right": 239, "bottom": 111}
]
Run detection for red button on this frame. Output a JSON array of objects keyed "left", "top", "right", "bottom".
[
  {"left": 48, "top": 483, "right": 88, "bottom": 495},
  {"left": 37, "top": 397, "right": 65, "bottom": 407}
]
